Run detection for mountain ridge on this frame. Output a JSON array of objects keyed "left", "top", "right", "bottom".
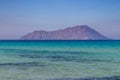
[{"left": 21, "top": 25, "right": 109, "bottom": 40}]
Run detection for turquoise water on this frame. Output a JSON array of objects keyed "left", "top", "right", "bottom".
[{"left": 0, "top": 40, "right": 120, "bottom": 80}]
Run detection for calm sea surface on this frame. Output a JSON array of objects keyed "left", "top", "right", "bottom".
[{"left": 0, "top": 40, "right": 120, "bottom": 80}]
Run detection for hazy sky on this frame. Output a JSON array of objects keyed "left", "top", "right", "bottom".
[{"left": 0, "top": 0, "right": 120, "bottom": 39}]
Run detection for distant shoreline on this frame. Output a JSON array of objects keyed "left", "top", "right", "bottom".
[{"left": 0, "top": 40, "right": 119, "bottom": 41}]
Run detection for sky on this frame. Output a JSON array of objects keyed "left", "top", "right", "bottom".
[{"left": 0, "top": 0, "right": 120, "bottom": 39}]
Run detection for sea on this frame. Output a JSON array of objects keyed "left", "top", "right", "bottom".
[{"left": 0, "top": 40, "right": 120, "bottom": 80}]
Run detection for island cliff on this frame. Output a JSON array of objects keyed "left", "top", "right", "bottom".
[{"left": 21, "top": 25, "right": 109, "bottom": 40}]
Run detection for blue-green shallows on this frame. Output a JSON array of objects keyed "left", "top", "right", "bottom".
[{"left": 0, "top": 40, "right": 120, "bottom": 80}]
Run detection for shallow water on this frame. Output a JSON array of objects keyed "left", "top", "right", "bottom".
[{"left": 0, "top": 40, "right": 120, "bottom": 80}]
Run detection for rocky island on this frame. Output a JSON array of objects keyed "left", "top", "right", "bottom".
[{"left": 21, "top": 25, "right": 109, "bottom": 40}]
